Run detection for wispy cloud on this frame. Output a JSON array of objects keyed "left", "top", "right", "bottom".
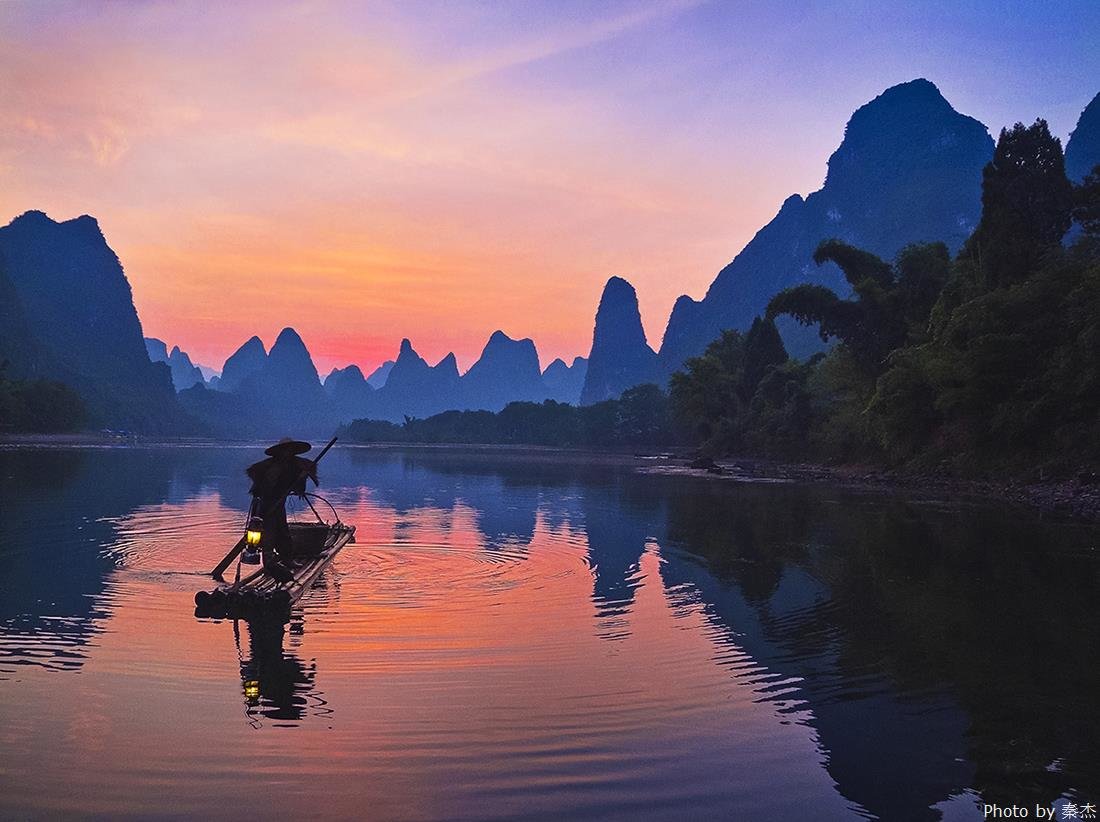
[{"left": 2, "top": 0, "right": 1095, "bottom": 373}]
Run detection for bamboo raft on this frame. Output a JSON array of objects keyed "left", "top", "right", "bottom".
[{"left": 195, "top": 520, "right": 356, "bottom": 619}]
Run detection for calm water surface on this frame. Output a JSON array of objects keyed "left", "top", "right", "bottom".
[{"left": 0, "top": 446, "right": 1097, "bottom": 821}]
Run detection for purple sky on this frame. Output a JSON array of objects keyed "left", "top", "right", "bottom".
[{"left": 1, "top": 0, "right": 1097, "bottom": 373}]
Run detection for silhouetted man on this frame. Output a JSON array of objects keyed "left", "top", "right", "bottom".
[{"left": 246, "top": 438, "right": 318, "bottom": 582}]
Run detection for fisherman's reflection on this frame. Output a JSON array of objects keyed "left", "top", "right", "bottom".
[{"left": 235, "top": 615, "right": 323, "bottom": 726}]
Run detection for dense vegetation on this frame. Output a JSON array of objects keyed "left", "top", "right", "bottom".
[
  {"left": 343, "top": 119, "right": 1100, "bottom": 478},
  {"left": 340, "top": 384, "right": 678, "bottom": 449},
  {"left": 673, "top": 119, "right": 1100, "bottom": 475},
  {"left": 0, "top": 363, "right": 86, "bottom": 433}
]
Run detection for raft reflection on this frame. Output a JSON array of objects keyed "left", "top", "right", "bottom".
[
  {"left": 235, "top": 615, "right": 328, "bottom": 727},
  {"left": 1, "top": 446, "right": 1097, "bottom": 821}
]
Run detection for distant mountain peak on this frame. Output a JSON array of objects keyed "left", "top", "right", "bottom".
[
  {"left": 273, "top": 327, "right": 306, "bottom": 348},
  {"left": 366, "top": 360, "right": 394, "bottom": 388},
  {"left": 1066, "top": 91, "right": 1100, "bottom": 183},
  {"left": 824, "top": 78, "right": 987, "bottom": 192},
  {"left": 876, "top": 77, "right": 944, "bottom": 102},
  {"left": 71, "top": 214, "right": 102, "bottom": 235},
  {"left": 602, "top": 275, "right": 636, "bottom": 296},
  {"left": 541, "top": 355, "right": 587, "bottom": 405},
  {"left": 145, "top": 337, "right": 169, "bottom": 363},
  {"left": 269, "top": 328, "right": 315, "bottom": 362},
  {"left": 325, "top": 363, "right": 374, "bottom": 422},
  {"left": 333, "top": 364, "right": 364, "bottom": 381},
  {"left": 13, "top": 209, "right": 54, "bottom": 226},
  {"left": 656, "top": 78, "right": 993, "bottom": 371},
  {"left": 579, "top": 276, "right": 658, "bottom": 404},
  {"left": 476, "top": 329, "right": 536, "bottom": 360},
  {"left": 219, "top": 335, "right": 268, "bottom": 392},
  {"left": 435, "top": 352, "right": 459, "bottom": 376},
  {"left": 398, "top": 338, "right": 417, "bottom": 359},
  {"left": 249, "top": 326, "right": 325, "bottom": 422},
  {"left": 840, "top": 79, "right": 954, "bottom": 136},
  {"left": 12, "top": 210, "right": 103, "bottom": 238},
  {"left": 463, "top": 329, "right": 544, "bottom": 411},
  {"left": 592, "top": 277, "right": 650, "bottom": 346}
]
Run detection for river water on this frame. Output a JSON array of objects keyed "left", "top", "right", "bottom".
[{"left": 0, "top": 446, "right": 1096, "bottom": 820}]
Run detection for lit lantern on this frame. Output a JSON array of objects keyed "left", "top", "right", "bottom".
[{"left": 245, "top": 516, "right": 263, "bottom": 547}]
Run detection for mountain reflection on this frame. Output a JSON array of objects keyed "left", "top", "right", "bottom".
[
  {"left": 2, "top": 446, "right": 1097, "bottom": 820},
  {"left": 0, "top": 449, "right": 177, "bottom": 674},
  {"left": 656, "top": 483, "right": 1100, "bottom": 819}
]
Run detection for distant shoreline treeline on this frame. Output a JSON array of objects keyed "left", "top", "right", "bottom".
[
  {"left": 344, "top": 120, "right": 1100, "bottom": 478},
  {"left": 339, "top": 384, "right": 679, "bottom": 449}
]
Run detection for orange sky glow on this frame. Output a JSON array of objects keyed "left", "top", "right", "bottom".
[{"left": 2, "top": 1, "right": 1096, "bottom": 374}]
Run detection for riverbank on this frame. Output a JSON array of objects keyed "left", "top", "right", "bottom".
[
  {"left": 5, "top": 433, "right": 1100, "bottom": 523},
  {"left": 640, "top": 456, "right": 1100, "bottom": 523},
  {"left": 0, "top": 432, "right": 252, "bottom": 448}
]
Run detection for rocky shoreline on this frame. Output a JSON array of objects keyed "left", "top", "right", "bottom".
[{"left": 643, "top": 456, "right": 1100, "bottom": 523}]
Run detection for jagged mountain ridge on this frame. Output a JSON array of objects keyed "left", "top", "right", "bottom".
[
  {"left": 145, "top": 338, "right": 205, "bottom": 391},
  {"left": 11, "top": 80, "right": 1096, "bottom": 434},
  {"left": 365, "top": 338, "right": 462, "bottom": 422},
  {"left": 657, "top": 78, "right": 995, "bottom": 370},
  {"left": 200, "top": 330, "right": 589, "bottom": 426}
]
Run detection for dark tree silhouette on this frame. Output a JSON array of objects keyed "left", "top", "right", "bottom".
[
  {"left": 767, "top": 239, "right": 949, "bottom": 375},
  {"left": 742, "top": 316, "right": 789, "bottom": 398},
  {"left": 1074, "top": 163, "right": 1100, "bottom": 238},
  {"left": 668, "top": 317, "right": 792, "bottom": 454},
  {"left": 960, "top": 119, "right": 1074, "bottom": 287}
]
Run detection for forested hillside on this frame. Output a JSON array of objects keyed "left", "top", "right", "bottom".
[
  {"left": 671, "top": 119, "right": 1100, "bottom": 476},
  {"left": 345, "top": 119, "right": 1100, "bottom": 480}
]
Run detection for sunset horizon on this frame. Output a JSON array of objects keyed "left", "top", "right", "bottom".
[
  {"left": 5, "top": 3, "right": 1100, "bottom": 820},
  {"left": 3, "top": 1, "right": 1098, "bottom": 376}
]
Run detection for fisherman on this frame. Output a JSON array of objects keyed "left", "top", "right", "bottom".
[{"left": 246, "top": 438, "right": 318, "bottom": 582}]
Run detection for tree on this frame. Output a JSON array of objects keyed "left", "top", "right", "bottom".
[
  {"left": 742, "top": 316, "right": 788, "bottom": 397},
  {"left": 669, "top": 330, "right": 747, "bottom": 451},
  {"left": 960, "top": 119, "right": 1073, "bottom": 287},
  {"left": 614, "top": 384, "right": 674, "bottom": 445},
  {"left": 1074, "top": 164, "right": 1100, "bottom": 239},
  {"left": 742, "top": 359, "right": 815, "bottom": 457},
  {"left": 669, "top": 318, "right": 790, "bottom": 455},
  {"left": 867, "top": 349, "right": 940, "bottom": 462},
  {"left": 767, "top": 240, "right": 949, "bottom": 375}
]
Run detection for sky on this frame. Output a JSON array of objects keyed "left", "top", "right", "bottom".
[{"left": 1, "top": 1, "right": 1098, "bottom": 376}]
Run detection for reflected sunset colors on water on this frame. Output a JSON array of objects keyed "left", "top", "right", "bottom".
[{"left": 1, "top": 447, "right": 1097, "bottom": 820}]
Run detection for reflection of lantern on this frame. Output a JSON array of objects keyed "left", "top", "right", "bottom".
[{"left": 243, "top": 679, "right": 260, "bottom": 702}]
